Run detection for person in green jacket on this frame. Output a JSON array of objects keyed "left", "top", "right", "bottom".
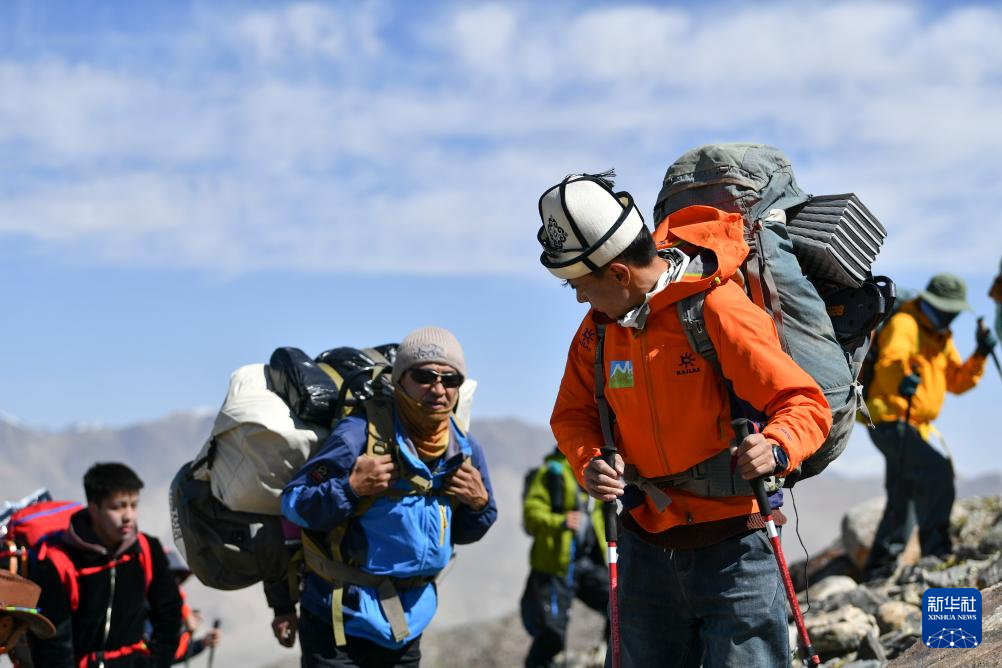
[{"left": 520, "top": 448, "right": 608, "bottom": 668}]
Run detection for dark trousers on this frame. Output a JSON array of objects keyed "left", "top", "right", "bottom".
[
  {"left": 520, "top": 555, "right": 609, "bottom": 668},
  {"left": 299, "top": 609, "right": 421, "bottom": 668},
  {"left": 866, "top": 421, "right": 955, "bottom": 571}
]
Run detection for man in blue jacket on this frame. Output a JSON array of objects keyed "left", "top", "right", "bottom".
[{"left": 282, "top": 326, "right": 497, "bottom": 668}]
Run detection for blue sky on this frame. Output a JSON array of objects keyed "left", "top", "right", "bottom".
[{"left": 2, "top": 0, "right": 1001, "bottom": 475}]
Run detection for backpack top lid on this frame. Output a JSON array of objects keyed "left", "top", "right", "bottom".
[
  {"left": 654, "top": 143, "right": 810, "bottom": 225},
  {"left": 8, "top": 500, "right": 82, "bottom": 547}
]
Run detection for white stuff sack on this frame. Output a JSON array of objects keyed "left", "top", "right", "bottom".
[
  {"left": 193, "top": 364, "right": 328, "bottom": 515},
  {"left": 454, "top": 379, "right": 477, "bottom": 434}
]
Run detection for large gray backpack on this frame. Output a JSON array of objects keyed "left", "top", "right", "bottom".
[
  {"left": 169, "top": 460, "right": 292, "bottom": 590},
  {"left": 654, "top": 143, "right": 892, "bottom": 486}
]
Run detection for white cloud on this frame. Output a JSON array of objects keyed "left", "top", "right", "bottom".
[
  {"left": 2, "top": 1, "right": 1001, "bottom": 277},
  {"left": 230, "top": 2, "right": 382, "bottom": 64}
]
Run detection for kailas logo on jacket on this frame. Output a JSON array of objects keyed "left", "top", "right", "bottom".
[
  {"left": 608, "top": 361, "right": 634, "bottom": 389},
  {"left": 676, "top": 352, "right": 701, "bottom": 376}
]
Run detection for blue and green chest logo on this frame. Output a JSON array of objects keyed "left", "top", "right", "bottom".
[{"left": 608, "top": 361, "right": 634, "bottom": 389}]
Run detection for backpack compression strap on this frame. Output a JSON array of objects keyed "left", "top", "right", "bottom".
[{"left": 745, "top": 212, "right": 788, "bottom": 349}]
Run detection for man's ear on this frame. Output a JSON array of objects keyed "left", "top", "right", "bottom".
[{"left": 606, "top": 262, "right": 631, "bottom": 287}]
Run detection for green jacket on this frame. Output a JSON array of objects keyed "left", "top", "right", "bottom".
[{"left": 523, "top": 451, "right": 605, "bottom": 577}]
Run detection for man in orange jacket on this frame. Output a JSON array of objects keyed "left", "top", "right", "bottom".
[{"left": 536, "top": 172, "right": 831, "bottom": 667}]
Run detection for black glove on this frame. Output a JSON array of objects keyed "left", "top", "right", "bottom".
[
  {"left": 977, "top": 325, "right": 998, "bottom": 357},
  {"left": 898, "top": 373, "right": 921, "bottom": 398}
]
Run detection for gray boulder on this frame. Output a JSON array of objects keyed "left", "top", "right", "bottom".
[
  {"left": 841, "top": 497, "right": 888, "bottom": 570},
  {"left": 951, "top": 496, "right": 1002, "bottom": 548},
  {"left": 801, "top": 575, "right": 858, "bottom": 605},
  {"left": 805, "top": 604, "right": 880, "bottom": 657},
  {"left": 979, "top": 520, "right": 1002, "bottom": 554},
  {"left": 920, "top": 557, "right": 993, "bottom": 588},
  {"left": 875, "top": 601, "right": 920, "bottom": 636},
  {"left": 978, "top": 555, "right": 1002, "bottom": 589}
]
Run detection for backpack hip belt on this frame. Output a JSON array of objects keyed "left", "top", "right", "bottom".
[
  {"left": 623, "top": 451, "right": 782, "bottom": 512},
  {"left": 301, "top": 530, "right": 437, "bottom": 647},
  {"left": 78, "top": 640, "right": 149, "bottom": 668}
]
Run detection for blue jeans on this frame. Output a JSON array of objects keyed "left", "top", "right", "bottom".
[{"left": 612, "top": 526, "right": 788, "bottom": 667}]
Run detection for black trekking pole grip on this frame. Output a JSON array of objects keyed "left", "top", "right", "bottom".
[
  {"left": 600, "top": 447, "right": 619, "bottom": 543},
  {"left": 207, "top": 618, "right": 222, "bottom": 668},
  {"left": 977, "top": 316, "right": 1002, "bottom": 378},
  {"left": 731, "top": 419, "right": 771, "bottom": 514}
]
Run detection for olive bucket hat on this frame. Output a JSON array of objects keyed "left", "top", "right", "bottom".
[{"left": 919, "top": 273, "right": 971, "bottom": 314}]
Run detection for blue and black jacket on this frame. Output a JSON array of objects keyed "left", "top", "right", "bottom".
[{"left": 282, "top": 412, "right": 497, "bottom": 648}]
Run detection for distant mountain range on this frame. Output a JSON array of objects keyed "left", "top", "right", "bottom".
[{"left": 2, "top": 412, "right": 999, "bottom": 667}]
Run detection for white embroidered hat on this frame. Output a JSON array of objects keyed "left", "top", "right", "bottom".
[{"left": 537, "top": 172, "right": 647, "bottom": 280}]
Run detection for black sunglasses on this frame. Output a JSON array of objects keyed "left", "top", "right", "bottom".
[{"left": 408, "top": 368, "right": 464, "bottom": 389}]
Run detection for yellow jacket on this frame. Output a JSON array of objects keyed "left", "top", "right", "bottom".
[{"left": 866, "top": 300, "right": 986, "bottom": 433}]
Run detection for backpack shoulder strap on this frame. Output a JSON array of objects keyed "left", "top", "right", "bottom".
[
  {"left": 593, "top": 323, "right": 616, "bottom": 454},
  {"left": 677, "top": 292, "right": 721, "bottom": 375},
  {"left": 136, "top": 533, "right": 154, "bottom": 594},
  {"left": 39, "top": 540, "right": 80, "bottom": 612},
  {"left": 364, "top": 394, "right": 395, "bottom": 458}
]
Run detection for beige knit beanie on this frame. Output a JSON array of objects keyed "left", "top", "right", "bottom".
[{"left": 392, "top": 326, "right": 466, "bottom": 385}]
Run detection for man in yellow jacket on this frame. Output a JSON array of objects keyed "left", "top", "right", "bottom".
[{"left": 865, "top": 273, "right": 996, "bottom": 577}]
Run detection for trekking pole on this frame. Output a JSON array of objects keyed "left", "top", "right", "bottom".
[
  {"left": 600, "top": 447, "right": 621, "bottom": 668},
  {"left": 732, "top": 419, "right": 820, "bottom": 667},
  {"left": 977, "top": 317, "right": 1002, "bottom": 380},
  {"left": 206, "top": 619, "right": 221, "bottom": 668},
  {"left": 593, "top": 323, "right": 621, "bottom": 668},
  {"left": 899, "top": 363, "right": 920, "bottom": 442}
]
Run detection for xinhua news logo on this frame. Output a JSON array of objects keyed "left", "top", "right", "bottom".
[{"left": 922, "top": 588, "right": 982, "bottom": 649}]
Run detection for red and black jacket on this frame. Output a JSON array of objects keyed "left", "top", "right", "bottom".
[{"left": 28, "top": 510, "right": 181, "bottom": 668}]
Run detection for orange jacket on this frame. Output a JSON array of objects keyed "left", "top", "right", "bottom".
[
  {"left": 865, "top": 299, "right": 985, "bottom": 431},
  {"left": 551, "top": 206, "right": 832, "bottom": 534}
]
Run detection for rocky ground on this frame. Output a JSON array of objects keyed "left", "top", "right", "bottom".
[
  {"left": 421, "top": 603, "right": 606, "bottom": 668},
  {"left": 788, "top": 494, "right": 1002, "bottom": 667},
  {"left": 419, "top": 494, "right": 1002, "bottom": 668}
]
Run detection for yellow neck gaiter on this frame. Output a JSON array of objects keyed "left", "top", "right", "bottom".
[{"left": 394, "top": 386, "right": 455, "bottom": 462}]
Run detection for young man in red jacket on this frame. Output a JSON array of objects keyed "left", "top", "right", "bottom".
[{"left": 30, "top": 463, "right": 182, "bottom": 668}]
